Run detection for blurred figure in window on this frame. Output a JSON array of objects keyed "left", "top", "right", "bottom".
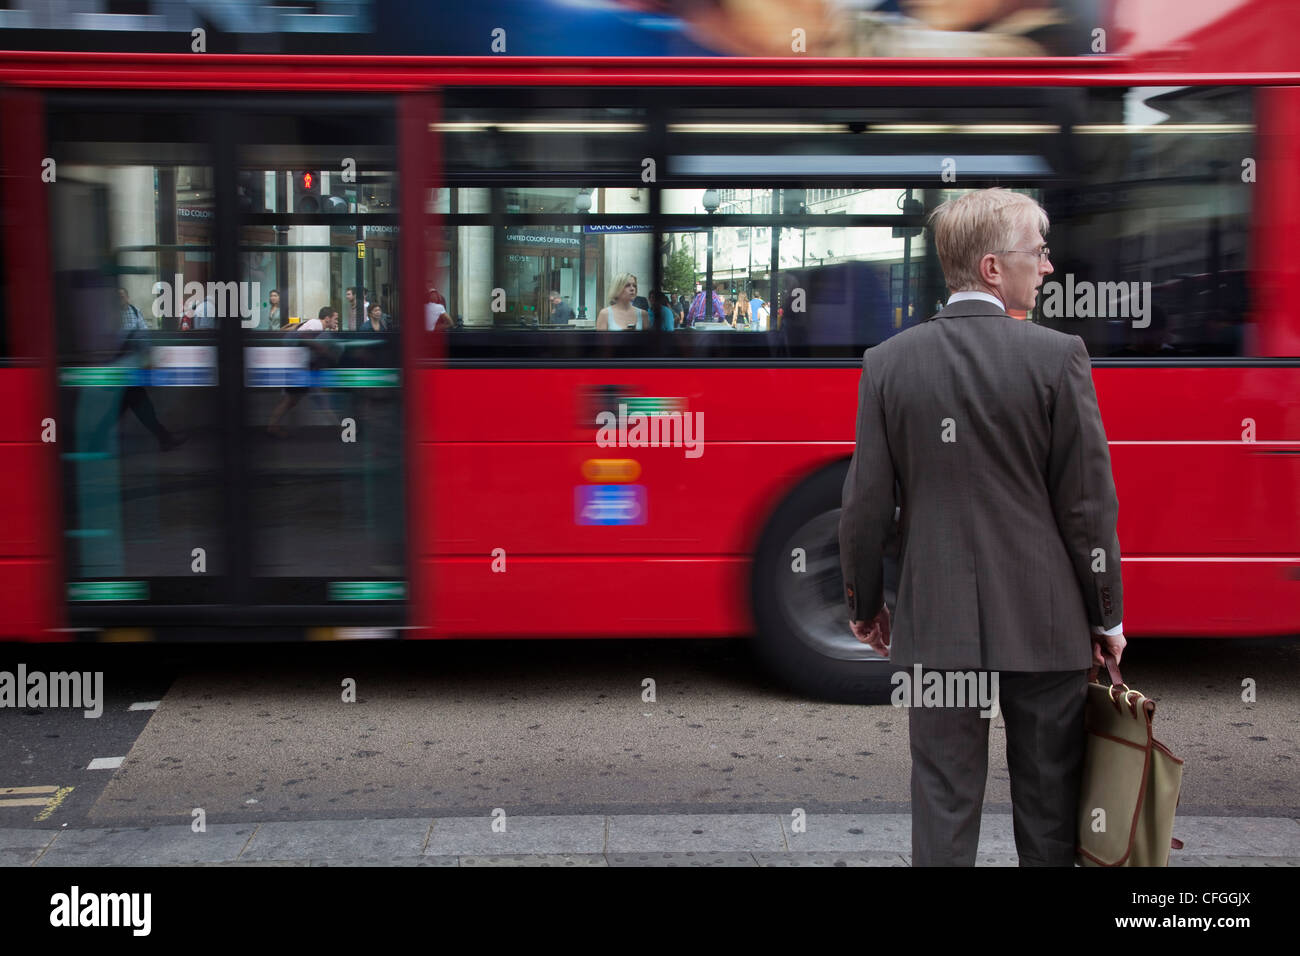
[
  {"left": 730, "top": 293, "right": 749, "bottom": 328},
  {"left": 363, "top": 302, "right": 390, "bottom": 333},
  {"left": 119, "top": 286, "right": 148, "bottom": 331},
  {"left": 549, "top": 290, "right": 575, "bottom": 325},
  {"left": 685, "top": 281, "right": 727, "bottom": 326},
  {"left": 267, "top": 307, "right": 342, "bottom": 437},
  {"left": 108, "top": 288, "right": 185, "bottom": 452},
  {"left": 345, "top": 286, "right": 370, "bottom": 330},
  {"left": 426, "top": 288, "right": 447, "bottom": 331},
  {"left": 597, "top": 273, "right": 647, "bottom": 330},
  {"left": 649, "top": 289, "right": 675, "bottom": 331},
  {"left": 749, "top": 289, "right": 765, "bottom": 328},
  {"left": 264, "top": 288, "right": 282, "bottom": 329}
]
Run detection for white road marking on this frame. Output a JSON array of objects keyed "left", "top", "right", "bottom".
[
  {"left": 129, "top": 701, "right": 160, "bottom": 711},
  {"left": 87, "top": 756, "right": 124, "bottom": 771}
]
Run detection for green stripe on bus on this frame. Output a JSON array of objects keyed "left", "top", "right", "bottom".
[
  {"left": 59, "top": 367, "right": 139, "bottom": 387},
  {"left": 319, "top": 369, "right": 400, "bottom": 388},
  {"left": 328, "top": 581, "right": 406, "bottom": 601},
  {"left": 622, "top": 396, "right": 685, "bottom": 417},
  {"left": 68, "top": 581, "right": 149, "bottom": 602}
]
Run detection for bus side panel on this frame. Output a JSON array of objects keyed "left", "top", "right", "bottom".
[
  {"left": 428, "top": 556, "right": 748, "bottom": 637},
  {"left": 425, "top": 365, "right": 1299, "bottom": 638},
  {"left": 1096, "top": 367, "right": 1300, "bottom": 558}
]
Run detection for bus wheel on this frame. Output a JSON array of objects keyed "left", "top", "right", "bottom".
[{"left": 750, "top": 461, "right": 896, "bottom": 704}]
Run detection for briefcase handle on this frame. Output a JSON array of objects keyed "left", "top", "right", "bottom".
[
  {"left": 1088, "top": 644, "right": 1125, "bottom": 688},
  {"left": 1092, "top": 648, "right": 1149, "bottom": 718}
]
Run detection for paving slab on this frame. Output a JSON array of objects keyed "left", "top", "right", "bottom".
[
  {"left": 607, "top": 813, "right": 785, "bottom": 852},
  {"left": 1165, "top": 817, "right": 1300, "bottom": 856},
  {"left": 240, "top": 819, "right": 430, "bottom": 861},
  {"left": 423, "top": 815, "right": 605, "bottom": 856},
  {"left": 34, "top": 824, "right": 255, "bottom": 866},
  {"left": 0, "top": 829, "right": 58, "bottom": 867}
]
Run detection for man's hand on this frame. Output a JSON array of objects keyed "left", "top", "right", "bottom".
[
  {"left": 1092, "top": 631, "right": 1126, "bottom": 667},
  {"left": 851, "top": 605, "right": 891, "bottom": 658}
]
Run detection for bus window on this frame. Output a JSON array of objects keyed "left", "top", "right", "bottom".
[{"left": 1042, "top": 86, "right": 1254, "bottom": 358}]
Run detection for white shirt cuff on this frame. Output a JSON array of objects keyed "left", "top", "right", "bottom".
[{"left": 1092, "top": 621, "right": 1123, "bottom": 637}]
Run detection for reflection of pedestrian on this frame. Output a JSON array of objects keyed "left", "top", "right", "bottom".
[
  {"left": 685, "top": 283, "right": 727, "bottom": 326},
  {"left": 425, "top": 289, "right": 447, "bottom": 331},
  {"left": 268, "top": 308, "right": 342, "bottom": 437},
  {"left": 549, "top": 291, "right": 575, "bottom": 325},
  {"left": 362, "top": 302, "right": 390, "bottom": 332},
  {"left": 110, "top": 288, "right": 185, "bottom": 451},
  {"left": 346, "top": 287, "right": 370, "bottom": 331},
  {"left": 649, "top": 289, "right": 675, "bottom": 331},
  {"left": 265, "top": 288, "right": 282, "bottom": 329},
  {"left": 597, "top": 273, "right": 646, "bottom": 331},
  {"left": 119, "top": 287, "right": 147, "bottom": 330}
]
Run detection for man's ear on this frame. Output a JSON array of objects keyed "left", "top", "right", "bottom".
[{"left": 978, "top": 252, "right": 1000, "bottom": 286}]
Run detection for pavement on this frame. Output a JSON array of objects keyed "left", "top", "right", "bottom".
[{"left": 4, "top": 812, "right": 1299, "bottom": 866}]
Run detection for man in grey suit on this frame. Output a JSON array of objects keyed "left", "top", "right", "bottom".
[{"left": 838, "top": 188, "right": 1127, "bottom": 866}]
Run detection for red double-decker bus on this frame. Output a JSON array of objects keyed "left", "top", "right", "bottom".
[{"left": 0, "top": 0, "right": 1296, "bottom": 701}]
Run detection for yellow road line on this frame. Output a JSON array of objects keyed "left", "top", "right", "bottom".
[
  {"left": 34, "top": 787, "right": 74, "bottom": 822},
  {"left": 0, "top": 784, "right": 74, "bottom": 820}
]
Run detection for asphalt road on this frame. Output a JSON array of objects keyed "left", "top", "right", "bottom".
[{"left": 1, "top": 635, "right": 1296, "bottom": 830}]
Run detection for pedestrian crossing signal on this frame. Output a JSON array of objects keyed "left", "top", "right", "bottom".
[{"left": 295, "top": 171, "right": 321, "bottom": 213}]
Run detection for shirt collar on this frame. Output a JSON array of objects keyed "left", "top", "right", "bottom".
[{"left": 946, "top": 290, "right": 1006, "bottom": 310}]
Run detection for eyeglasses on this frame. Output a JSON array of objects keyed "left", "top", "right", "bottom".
[{"left": 996, "top": 247, "right": 1051, "bottom": 261}]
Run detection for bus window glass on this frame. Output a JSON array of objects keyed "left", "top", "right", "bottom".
[
  {"left": 48, "top": 109, "right": 224, "bottom": 593},
  {"left": 1041, "top": 86, "right": 1253, "bottom": 357}
]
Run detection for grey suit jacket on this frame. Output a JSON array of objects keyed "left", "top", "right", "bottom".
[{"left": 838, "top": 299, "right": 1123, "bottom": 672}]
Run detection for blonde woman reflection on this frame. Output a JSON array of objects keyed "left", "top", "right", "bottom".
[{"left": 596, "top": 273, "right": 647, "bottom": 331}]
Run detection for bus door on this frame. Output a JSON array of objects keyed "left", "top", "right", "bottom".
[
  {"left": 235, "top": 138, "right": 405, "bottom": 614},
  {"left": 51, "top": 96, "right": 406, "bottom": 632}
]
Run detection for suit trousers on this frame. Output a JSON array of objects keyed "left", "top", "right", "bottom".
[{"left": 908, "top": 669, "right": 1088, "bottom": 866}]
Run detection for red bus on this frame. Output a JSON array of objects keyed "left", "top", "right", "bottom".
[{"left": 0, "top": 0, "right": 1296, "bottom": 702}]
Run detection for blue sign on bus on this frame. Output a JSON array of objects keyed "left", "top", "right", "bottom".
[{"left": 575, "top": 484, "right": 647, "bottom": 526}]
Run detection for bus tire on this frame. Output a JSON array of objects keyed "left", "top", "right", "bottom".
[{"left": 750, "top": 460, "right": 897, "bottom": 704}]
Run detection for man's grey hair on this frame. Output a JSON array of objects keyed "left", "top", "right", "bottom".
[{"left": 928, "top": 188, "right": 1049, "bottom": 292}]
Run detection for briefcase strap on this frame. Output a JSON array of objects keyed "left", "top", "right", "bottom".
[{"left": 1087, "top": 648, "right": 1125, "bottom": 687}]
